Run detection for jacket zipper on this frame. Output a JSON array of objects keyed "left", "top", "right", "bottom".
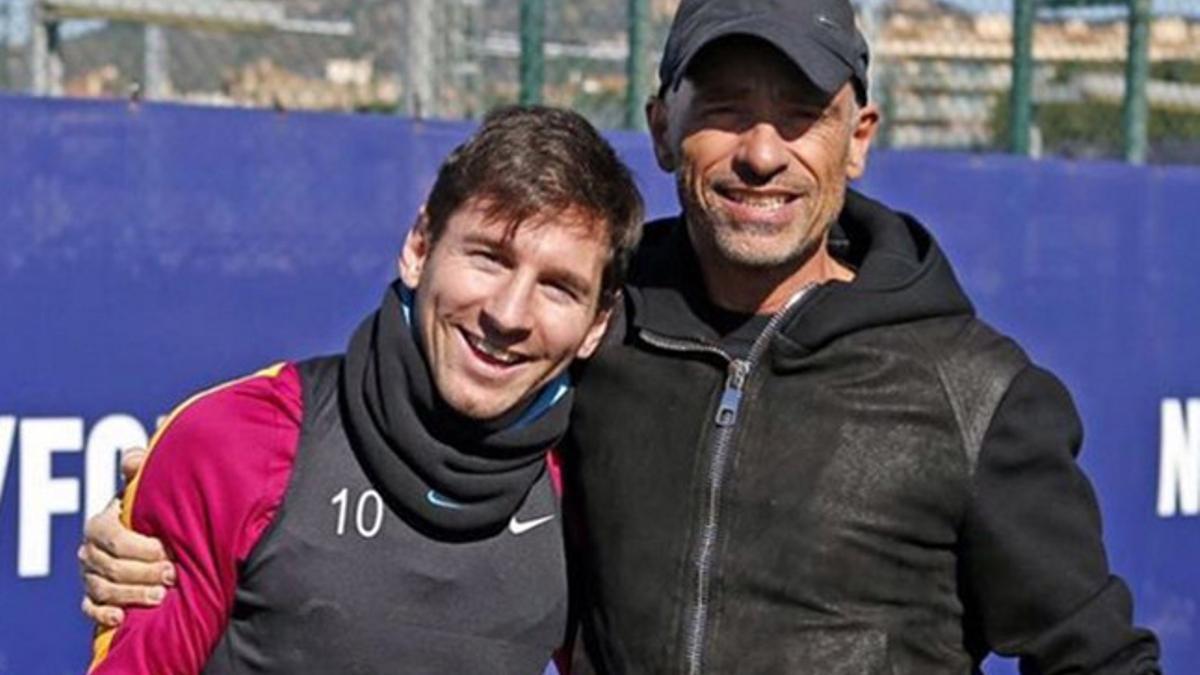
[{"left": 638, "top": 284, "right": 816, "bottom": 675}]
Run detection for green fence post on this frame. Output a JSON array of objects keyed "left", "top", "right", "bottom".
[
  {"left": 1123, "top": 0, "right": 1151, "bottom": 164},
  {"left": 625, "top": 0, "right": 650, "bottom": 130},
  {"left": 0, "top": 1, "right": 9, "bottom": 89},
  {"left": 519, "top": 0, "right": 545, "bottom": 105},
  {"left": 1009, "top": 0, "right": 1036, "bottom": 155}
]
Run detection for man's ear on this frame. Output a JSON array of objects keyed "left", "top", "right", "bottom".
[
  {"left": 574, "top": 294, "right": 619, "bottom": 360},
  {"left": 647, "top": 96, "right": 677, "bottom": 172},
  {"left": 398, "top": 208, "right": 431, "bottom": 287},
  {"left": 846, "top": 101, "right": 881, "bottom": 180}
]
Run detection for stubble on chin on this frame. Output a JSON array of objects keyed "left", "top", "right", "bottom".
[{"left": 678, "top": 171, "right": 842, "bottom": 271}]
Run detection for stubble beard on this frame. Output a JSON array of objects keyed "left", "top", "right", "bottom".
[{"left": 677, "top": 168, "right": 846, "bottom": 274}]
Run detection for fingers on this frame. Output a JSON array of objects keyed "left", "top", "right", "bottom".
[
  {"left": 77, "top": 451, "right": 175, "bottom": 627},
  {"left": 120, "top": 447, "right": 148, "bottom": 483},
  {"left": 81, "top": 595, "right": 125, "bottom": 628},
  {"left": 78, "top": 542, "right": 175, "bottom": 587},
  {"left": 82, "top": 567, "right": 167, "bottom": 609},
  {"left": 84, "top": 499, "right": 170, "bottom": 563}
]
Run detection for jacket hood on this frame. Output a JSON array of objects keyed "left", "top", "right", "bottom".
[{"left": 625, "top": 189, "right": 974, "bottom": 354}]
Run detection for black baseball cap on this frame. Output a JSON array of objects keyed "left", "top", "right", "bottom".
[{"left": 658, "top": 0, "right": 870, "bottom": 103}]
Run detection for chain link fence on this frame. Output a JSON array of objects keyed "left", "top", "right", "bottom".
[
  {"left": 1, "top": 0, "right": 1198, "bottom": 162},
  {"left": 869, "top": 0, "right": 1200, "bottom": 162},
  {"left": 1023, "top": 0, "right": 1200, "bottom": 163}
]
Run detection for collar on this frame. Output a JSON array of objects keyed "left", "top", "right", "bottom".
[{"left": 624, "top": 189, "right": 974, "bottom": 353}]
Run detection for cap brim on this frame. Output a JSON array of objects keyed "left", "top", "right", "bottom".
[{"left": 669, "top": 17, "right": 855, "bottom": 101}]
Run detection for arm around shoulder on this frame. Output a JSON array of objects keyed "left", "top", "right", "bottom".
[{"left": 88, "top": 364, "right": 302, "bottom": 674}]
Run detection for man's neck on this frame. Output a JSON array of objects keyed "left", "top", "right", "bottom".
[{"left": 695, "top": 239, "right": 855, "bottom": 315}]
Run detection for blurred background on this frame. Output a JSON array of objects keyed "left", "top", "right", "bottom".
[{"left": 1, "top": 0, "right": 1199, "bottom": 163}]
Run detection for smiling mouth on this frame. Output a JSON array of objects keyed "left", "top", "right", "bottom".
[
  {"left": 461, "top": 329, "right": 529, "bottom": 367},
  {"left": 715, "top": 187, "right": 800, "bottom": 211}
]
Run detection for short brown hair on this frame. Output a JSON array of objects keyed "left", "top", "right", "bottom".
[{"left": 423, "top": 105, "right": 643, "bottom": 306}]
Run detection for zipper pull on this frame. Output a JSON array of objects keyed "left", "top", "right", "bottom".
[{"left": 714, "top": 360, "right": 750, "bottom": 427}]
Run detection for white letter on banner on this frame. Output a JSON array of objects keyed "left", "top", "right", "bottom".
[
  {"left": 85, "top": 415, "right": 149, "bottom": 521},
  {"left": 0, "top": 417, "right": 15, "bottom": 509},
  {"left": 1158, "top": 399, "right": 1200, "bottom": 518},
  {"left": 18, "top": 418, "right": 83, "bottom": 578}
]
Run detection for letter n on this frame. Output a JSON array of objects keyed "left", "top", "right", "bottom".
[{"left": 1158, "top": 398, "right": 1200, "bottom": 517}]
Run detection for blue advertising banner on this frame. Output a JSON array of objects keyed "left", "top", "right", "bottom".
[{"left": 1, "top": 95, "right": 1196, "bottom": 673}]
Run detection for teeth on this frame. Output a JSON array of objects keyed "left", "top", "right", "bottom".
[
  {"left": 465, "top": 333, "right": 522, "bottom": 365},
  {"left": 729, "top": 193, "right": 788, "bottom": 208}
]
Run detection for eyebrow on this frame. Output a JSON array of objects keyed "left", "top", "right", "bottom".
[
  {"left": 461, "top": 229, "right": 509, "bottom": 249},
  {"left": 461, "top": 229, "right": 597, "bottom": 298},
  {"left": 545, "top": 265, "right": 594, "bottom": 298}
]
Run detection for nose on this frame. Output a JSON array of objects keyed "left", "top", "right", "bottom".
[
  {"left": 734, "top": 122, "right": 789, "bottom": 183},
  {"left": 480, "top": 274, "right": 534, "bottom": 340}
]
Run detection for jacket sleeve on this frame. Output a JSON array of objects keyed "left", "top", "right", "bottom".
[
  {"left": 88, "top": 363, "right": 302, "bottom": 674},
  {"left": 959, "top": 365, "right": 1160, "bottom": 674}
]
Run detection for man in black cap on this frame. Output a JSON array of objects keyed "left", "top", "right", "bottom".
[
  {"left": 562, "top": 0, "right": 1161, "bottom": 672},
  {"left": 80, "top": 0, "right": 1162, "bottom": 672}
]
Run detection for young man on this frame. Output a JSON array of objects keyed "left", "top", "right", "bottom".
[
  {"left": 84, "top": 105, "right": 642, "bottom": 674},
  {"left": 83, "top": 1, "right": 1163, "bottom": 672}
]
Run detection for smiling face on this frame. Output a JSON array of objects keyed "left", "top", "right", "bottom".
[
  {"left": 399, "top": 199, "right": 612, "bottom": 420},
  {"left": 649, "top": 37, "right": 878, "bottom": 309}
]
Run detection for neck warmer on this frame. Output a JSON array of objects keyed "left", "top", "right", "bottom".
[{"left": 341, "top": 281, "right": 572, "bottom": 536}]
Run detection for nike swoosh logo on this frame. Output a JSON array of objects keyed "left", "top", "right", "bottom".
[
  {"left": 426, "top": 490, "right": 465, "bottom": 510},
  {"left": 508, "top": 514, "right": 555, "bottom": 535}
]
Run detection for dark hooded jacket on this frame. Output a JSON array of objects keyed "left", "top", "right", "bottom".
[{"left": 565, "top": 190, "right": 1160, "bottom": 674}]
